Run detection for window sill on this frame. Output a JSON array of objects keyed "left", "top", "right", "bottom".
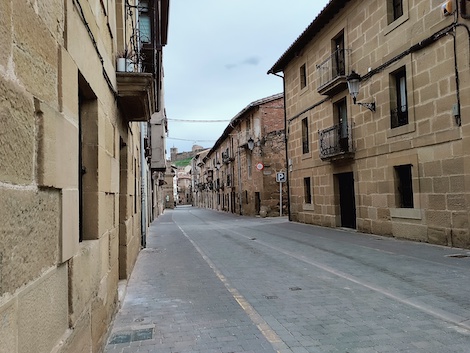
[
  {"left": 390, "top": 208, "right": 422, "bottom": 220},
  {"left": 387, "top": 122, "right": 415, "bottom": 138},
  {"left": 384, "top": 13, "right": 409, "bottom": 36},
  {"left": 303, "top": 203, "right": 314, "bottom": 211}
]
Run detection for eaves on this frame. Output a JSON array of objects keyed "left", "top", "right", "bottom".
[{"left": 267, "top": 0, "right": 351, "bottom": 75}]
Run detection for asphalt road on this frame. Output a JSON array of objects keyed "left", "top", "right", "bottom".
[{"left": 105, "top": 206, "right": 470, "bottom": 353}]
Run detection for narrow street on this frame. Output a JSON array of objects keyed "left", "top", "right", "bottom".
[{"left": 105, "top": 206, "right": 470, "bottom": 353}]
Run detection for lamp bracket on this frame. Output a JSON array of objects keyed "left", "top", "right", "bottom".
[{"left": 357, "top": 101, "right": 376, "bottom": 112}]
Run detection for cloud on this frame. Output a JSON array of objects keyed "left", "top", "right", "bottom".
[{"left": 225, "top": 56, "right": 260, "bottom": 70}]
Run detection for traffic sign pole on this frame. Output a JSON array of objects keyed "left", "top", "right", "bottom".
[{"left": 276, "top": 172, "right": 286, "bottom": 217}]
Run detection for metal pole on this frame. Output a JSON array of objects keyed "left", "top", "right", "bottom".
[{"left": 279, "top": 181, "right": 282, "bottom": 217}]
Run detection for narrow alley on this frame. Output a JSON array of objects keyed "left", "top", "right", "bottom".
[{"left": 104, "top": 207, "right": 470, "bottom": 353}]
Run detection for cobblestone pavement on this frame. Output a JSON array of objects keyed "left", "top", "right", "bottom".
[{"left": 104, "top": 206, "right": 470, "bottom": 353}]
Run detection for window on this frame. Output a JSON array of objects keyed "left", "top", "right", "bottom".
[
  {"left": 139, "top": 1, "right": 151, "bottom": 43},
  {"left": 392, "top": 0, "right": 404, "bottom": 20},
  {"left": 387, "top": 0, "right": 404, "bottom": 24},
  {"left": 302, "top": 117, "right": 309, "bottom": 154},
  {"left": 395, "top": 164, "right": 413, "bottom": 208},
  {"left": 304, "top": 177, "right": 312, "bottom": 204},
  {"left": 333, "top": 32, "right": 345, "bottom": 78},
  {"left": 79, "top": 75, "right": 98, "bottom": 242},
  {"left": 391, "top": 67, "right": 408, "bottom": 128},
  {"left": 300, "top": 64, "right": 307, "bottom": 89}
]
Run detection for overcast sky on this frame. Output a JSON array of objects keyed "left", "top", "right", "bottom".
[{"left": 164, "top": 0, "right": 330, "bottom": 154}]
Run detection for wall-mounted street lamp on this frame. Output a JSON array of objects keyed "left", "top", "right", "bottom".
[
  {"left": 346, "top": 71, "right": 376, "bottom": 112},
  {"left": 247, "top": 137, "right": 255, "bottom": 151}
]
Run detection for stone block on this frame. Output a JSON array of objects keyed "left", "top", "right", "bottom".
[
  {"left": 422, "top": 160, "right": 442, "bottom": 177},
  {"left": 371, "top": 220, "right": 393, "bottom": 236},
  {"left": 37, "top": 0, "right": 65, "bottom": 43},
  {"left": 427, "top": 227, "right": 449, "bottom": 246},
  {"left": 18, "top": 265, "right": 68, "bottom": 353},
  {"left": 56, "top": 309, "right": 92, "bottom": 353},
  {"left": 451, "top": 229, "right": 470, "bottom": 249},
  {"left": 0, "top": 299, "right": 17, "bottom": 353},
  {"left": 0, "top": 78, "right": 35, "bottom": 184},
  {"left": 426, "top": 210, "right": 451, "bottom": 228},
  {"left": 447, "top": 193, "right": 466, "bottom": 211},
  {"left": 12, "top": 36, "right": 57, "bottom": 105},
  {"left": 452, "top": 212, "right": 469, "bottom": 229},
  {"left": 428, "top": 194, "right": 446, "bottom": 210},
  {"left": 91, "top": 295, "right": 110, "bottom": 353},
  {"left": 82, "top": 191, "right": 99, "bottom": 240},
  {"left": 393, "top": 222, "right": 427, "bottom": 242},
  {"left": 69, "top": 240, "right": 102, "bottom": 326},
  {"left": 442, "top": 157, "right": 464, "bottom": 176},
  {"left": 36, "top": 99, "right": 79, "bottom": 189},
  {"left": 0, "top": 1, "right": 12, "bottom": 68},
  {"left": 100, "top": 193, "right": 116, "bottom": 235},
  {"left": 12, "top": 1, "right": 57, "bottom": 66},
  {"left": 98, "top": 147, "right": 112, "bottom": 193},
  {"left": 59, "top": 47, "right": 79, "bottom": 120},
  {"left": 61, "top": 189, "right": 79, "bottom": 262},
  {"left": 432, "top": 176, "right": 450, "bottom": 193},
  {"left": 377, "top": 208, "right": 391, "bottom": 221},
  {"left": 0, "top": 188, "right": 60, "bottom": 296}
]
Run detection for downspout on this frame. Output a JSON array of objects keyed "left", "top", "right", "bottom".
[
  {"left": 140, "top": 123, "right": 148, "bottom": 248},
  {"left": 270, "top": 71, "right": 291, "bottom": 220},
  {"left": 237, "top": 144, "right": 242, "bottom": 215}
]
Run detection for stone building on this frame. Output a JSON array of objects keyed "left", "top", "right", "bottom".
[
  {"left": 0, "top": 1, "right": 169, "bottom": 353},
  {"left": 268, "top": 0, "right": 470, "bottom": 248},
  {"left": 194, "top": 93, "right": 287, "bottom": 217}
]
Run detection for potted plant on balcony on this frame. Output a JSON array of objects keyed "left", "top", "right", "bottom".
[{"left": 116, "top": 49, "right": 135, "bottom": 72}]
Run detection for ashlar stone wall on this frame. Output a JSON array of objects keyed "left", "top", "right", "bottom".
[{"left": 282, "top": 0, "right": 470, "bottom": 248}]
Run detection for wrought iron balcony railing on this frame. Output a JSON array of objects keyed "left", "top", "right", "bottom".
[
  {"left": 391, "top": 105, "right": 409, "bottom": 128},
  {"left": 316, "top": 48, "right": 351, "bottom": 96},
  {"left": 319, "top": 123, "right": 355, "bottom": 161}
]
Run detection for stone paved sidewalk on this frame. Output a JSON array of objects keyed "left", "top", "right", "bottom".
[{"left": 104, "top": 210, "right": 277, "bottom": 353}]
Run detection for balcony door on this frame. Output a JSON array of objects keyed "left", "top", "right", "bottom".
[
  {"left": 333, "top": 33, "right": 345, "bottom": 77},
  {"left": 335, "top": 98, "right": 348, "bottom": 152}
]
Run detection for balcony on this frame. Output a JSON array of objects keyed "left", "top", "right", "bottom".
[
  {"left": 116, "top": 72, "right": 156, "bottom": 122},
  {"left": 316, "top": 48, "right": 351, "bottom": 96},
  {"left": 222, "top": 151, "right": 234, "bottom": 164},
  {"left": 319, "top": 123, "right": 355, "bottom": 161}
]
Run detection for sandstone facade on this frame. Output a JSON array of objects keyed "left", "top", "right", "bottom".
[
  {"left": 269, "top": 0, "right": 470, "bottom": 248},
  {"left": 0, "top": 1, "right": 168, "bottom": 352},
  {"left": 193, "top": 94, "right": 287, "bottom": 217}
]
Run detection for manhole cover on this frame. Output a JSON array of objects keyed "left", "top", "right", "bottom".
[
  {"left": 264, "top": 295, "right": 278, "bottom": 300},
  {"left": 446, "top": 254, "right": 469, "bottom": 258},
  {"left": 109, "top": 333, "right": 131, "bottom": 344},
  {"left": 289, "top": 287, "right": 302, "bottom": 291},
  {"left": 109, "top": 328, "right": 153, "bottom": 344}
]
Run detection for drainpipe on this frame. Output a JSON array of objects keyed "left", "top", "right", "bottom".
[
  {"left": 140, "top": 123, "right": 148, "bottom": 248},
  {"left": 237, "top": 145, "right": 243, "bottom": 215},
  {"left": 270, "top": 72, "right": 291, "bottom": 220}
]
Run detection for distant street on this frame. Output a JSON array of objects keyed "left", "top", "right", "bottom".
[{"left": 105, "top": 206, "right": 470, "bottom": 353}]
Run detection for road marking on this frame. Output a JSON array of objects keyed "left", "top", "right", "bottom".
[{"left": 176, "top": 223, "right": 283, "bottom": 353}]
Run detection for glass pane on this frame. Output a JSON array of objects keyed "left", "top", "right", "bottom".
[{"left": 140, "top": 16, "right": 151, "bottom": 43}]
